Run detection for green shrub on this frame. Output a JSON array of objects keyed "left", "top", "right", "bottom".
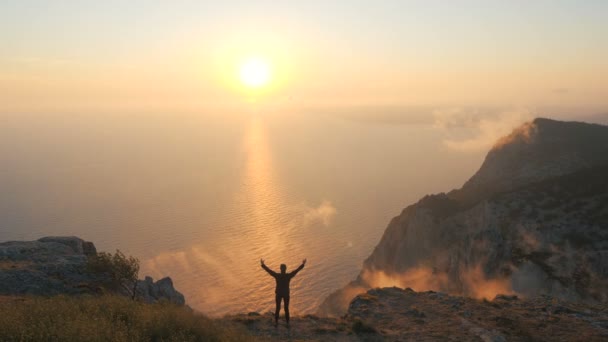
[
  {"left": 88, "top": 250, "right": 140, "bottom": 299},
  {"left": 0, "top": 295, "right": 255, "bottom": 341}
]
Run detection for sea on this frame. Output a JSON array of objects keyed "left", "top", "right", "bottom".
[{"left": 0, "top": 109, "right": 484, "bottom": 315}]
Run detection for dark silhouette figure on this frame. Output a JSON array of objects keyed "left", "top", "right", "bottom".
[{"left": 261, "top": 258, "right": 306, "bottom": 327}]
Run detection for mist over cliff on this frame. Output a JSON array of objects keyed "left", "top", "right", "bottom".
[{"left": 321, "top": 118, "right": 608, "bottom": 315}]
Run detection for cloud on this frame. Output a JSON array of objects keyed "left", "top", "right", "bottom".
[
  {"left": 321, "top": 262, "right": 515, "bottom": 315},
  {"left": 143, "top": 243, "right": 251, "bottom": 316},
  {"left": 434, "top": 108, "right": 534, "bottom": 152},
  {"left": 360, "top": 265, "right": 513, "bottom": 300},
  {"left": 302, "top": 200, "right": 337, "bottom": 227},
  {"left": 361, "top": 267, "right": 448, "bottom": 293}
]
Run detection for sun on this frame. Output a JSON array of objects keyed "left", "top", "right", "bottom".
[{"left": 239, "top": 57, "right": 271, "bottom": 88}]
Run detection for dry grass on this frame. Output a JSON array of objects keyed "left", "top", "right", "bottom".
[{"left": 0, "top": 295, "right": 256, "bottom": 342}]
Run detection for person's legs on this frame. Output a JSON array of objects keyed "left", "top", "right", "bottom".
[
  {"left": 274, "top": 294, "right": 281, "bottom": 326},
  {"left": 284, "top": 296, "right": 290, "bottom": 325}
]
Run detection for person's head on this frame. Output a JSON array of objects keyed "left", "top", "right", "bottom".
[{"left": 280, "top": 264, "right": 287, "bottom": 273}]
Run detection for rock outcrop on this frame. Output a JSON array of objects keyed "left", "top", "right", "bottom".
[
  {"left": 0, "top": 236, "right": 185, "bottom": 305},
  {"left": 230, "top": 287, "right": 608, "bottom": 341},
  {"left": 346, "top": 287, "right": 608, "bottom": 341},
  {"left": 136, "top": 276, "right": 186, "bottom": 305},
  {"left": 321, "top": 118, "right": 608, "bottom": 315}
]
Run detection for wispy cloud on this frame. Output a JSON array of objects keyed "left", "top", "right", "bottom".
[
  {"left": 302, "top": 200, "right": 336, "bottom": 227},
  {"left": 433, "top": 108, "right": 534, "bottom": 152}
]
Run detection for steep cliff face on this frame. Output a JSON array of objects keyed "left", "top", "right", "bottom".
[{"left": 320, "top": 118, "right": 608, "bottom": 315}]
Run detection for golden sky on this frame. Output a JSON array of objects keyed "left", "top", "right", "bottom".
[{"left": 1, "top": 1, "right": 607, "bottom": 114}]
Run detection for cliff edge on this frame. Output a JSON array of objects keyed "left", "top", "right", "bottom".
[
  {"left": 227, "top": 287, "right": 608, "bottom": 341},
  {"left": 321, "top": 118, "right": 608, "bottom": 315}
]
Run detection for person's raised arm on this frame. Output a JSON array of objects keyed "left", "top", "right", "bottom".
[
  {"left": 289, "top": 258, "right": 306, "bottom": 277},
  {"left": 260, "top": 258, "right": 277, "bottom": 277}
]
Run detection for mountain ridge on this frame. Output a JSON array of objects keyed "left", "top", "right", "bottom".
[{"left": 452, "top": 117, "right": 608, "bottom": 205}]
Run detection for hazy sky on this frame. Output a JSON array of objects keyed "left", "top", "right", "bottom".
[{"left": 1, "top": 1, "right": 607, "bottom": 113}]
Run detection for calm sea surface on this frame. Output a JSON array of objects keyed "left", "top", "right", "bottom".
[{"left": 0, "top": 111, "right": 483, "bottom": 315}]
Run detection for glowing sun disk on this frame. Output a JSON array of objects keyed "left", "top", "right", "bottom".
[{"left": 239, "top": 57, "right": 271, "bottom": 88}]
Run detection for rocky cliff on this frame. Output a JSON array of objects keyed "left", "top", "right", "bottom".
[
  {"left": 321, "top": 118, "right": 608, "bottom": 315},
  {"left": 229, "top": 287, "right": 608, "bottom": 341},
  {"left": 0, "top": 236, "right": 185, "bottom": 305}
]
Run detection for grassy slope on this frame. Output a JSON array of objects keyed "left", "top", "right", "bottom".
[
  {"left": 2, "top": 290, "right": 606, "bottom": 341},
  {"left": 0, "top": 295, "right": 256, "bottom": 342}
]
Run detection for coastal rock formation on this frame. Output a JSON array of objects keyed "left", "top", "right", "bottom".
[
  {"left": 321, "top": 118, "right": 608, "bottom": 315},
  {"left": 136, "top": 276, "right": 186, "bottom": 305},
  {"left": 0, "top": 236, "right": 185, "bottom": 305},
  {"left": 0, "top": 236, "right": 98, "bottom": 296}
]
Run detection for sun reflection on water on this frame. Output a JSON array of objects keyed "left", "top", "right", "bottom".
[{"left": 142, "top": 116, "right": 332, "bottom": 316}]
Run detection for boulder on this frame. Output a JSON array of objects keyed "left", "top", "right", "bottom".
[
  {"left": 136, "top": 276, "right": 186, "bottom": 305},
  {"left": 0, "top": 237, "right": 94, "bottom": 296}
]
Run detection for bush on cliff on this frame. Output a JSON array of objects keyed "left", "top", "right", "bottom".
[
  {"left": 0, "top": 295, "right": 255, "bottom": 341},
  {"left": 87, "top": 250, "right": 140, "bottom": 298}
]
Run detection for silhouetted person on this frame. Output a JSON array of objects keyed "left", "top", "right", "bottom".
[{"left": 260, "top": 258, "right": 306, "bottom": 327}]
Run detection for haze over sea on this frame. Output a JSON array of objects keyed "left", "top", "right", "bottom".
[{"left": 2, "top": 108, "right": 602, "bottom": 315}]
